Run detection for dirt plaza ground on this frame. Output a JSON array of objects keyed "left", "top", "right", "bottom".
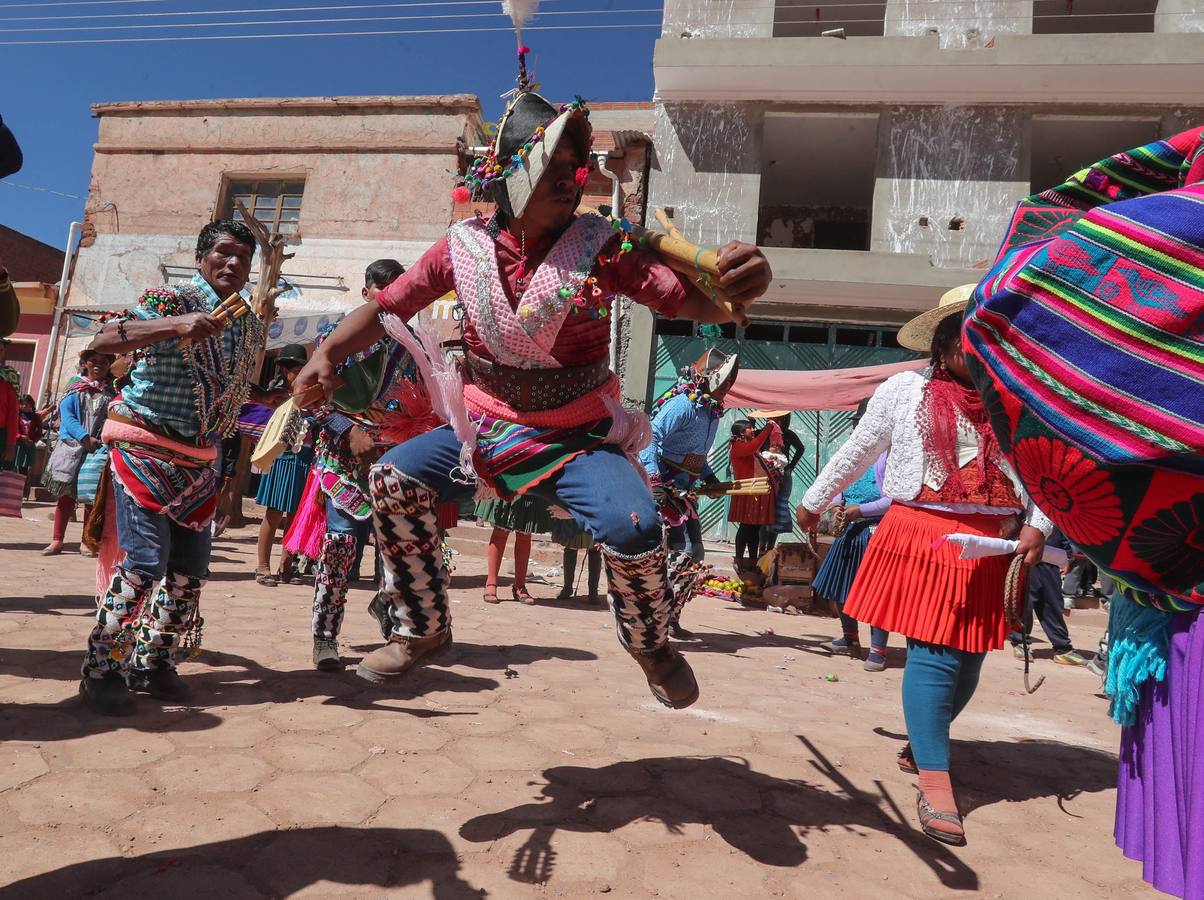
[{"left": 0, "top": 504, "right": 1150, "bottom": 898}]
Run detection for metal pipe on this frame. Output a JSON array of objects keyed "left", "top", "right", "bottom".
[
  {"left": 38, "top": 221, "right": 83, "bottom": 405},
  {"left": 596, "top": 154, "right": 624, "bottom": 373}
]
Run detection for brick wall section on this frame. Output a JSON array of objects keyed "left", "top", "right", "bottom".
[{"left": 0, "top": 225, "right": 65, "bottom": 283}]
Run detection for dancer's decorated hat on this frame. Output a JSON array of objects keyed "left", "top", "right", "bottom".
[{"left": 457, "top": 1, "right": 592, "bottom": 218}]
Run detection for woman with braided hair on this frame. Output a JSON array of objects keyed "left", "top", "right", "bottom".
[{"left": 797, "top": 285, "right": 1051, "bottom": 847}]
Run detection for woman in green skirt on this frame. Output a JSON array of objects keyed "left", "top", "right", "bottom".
[{"left": 475, "top": 494, "right": 553, "bottom": 605}]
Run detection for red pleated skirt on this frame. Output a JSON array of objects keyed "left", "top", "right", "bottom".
[{"left": 843, "top": 504, "right": 1014, "bottom": 653}]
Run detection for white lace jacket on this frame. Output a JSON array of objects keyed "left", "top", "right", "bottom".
[{"left": 801, "top": 370, "right": 1054, "bottom": 535}]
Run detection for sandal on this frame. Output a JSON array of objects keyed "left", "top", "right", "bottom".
[
  {"left": 255, "top": 570, "right": 279, "bottom": 587},
  {"left": 916, "top": 791, "right": 966, "bottom": 846},
  {"left": 483, "top": 586, "right": 500, "bottom": 605},
  {"left": 513, "top": 585, "right": 535, "bottom": 605},
  {"left": 897, "top": 743, "right": 918, "bottom": 775}
]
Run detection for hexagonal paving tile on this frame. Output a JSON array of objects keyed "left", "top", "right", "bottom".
[
  {"left": 45, "top": 732, "right": 177, "bottom": 769},
  {"left": 115, "top": 796, "right": 277, "bottom": 849},
  {"left": 261, "top": 732, "right": 371, "bottom": 773},
  {"left": 196, "top": 714, "right": 280, "bottom": 749},
  {"left": 254, "top": 772, "right": 382, "bottom": 827},
  {"left": 8, "top": 770, "right": 155, "bottom": 826},
  {"left": 146, "top": 751, "right": 275, "bottom": 794},
  {"left": 0, "top": 825, "right": 122, "bottom": 888},
  {"left": 0, "top": 746, "right": 48, "bottom": 792},
  {"left": 263, "top": 700, "right": 365, "bottom": 732},
  {"left": 356, "top": 751, "right": 476, "bottom": 798},
  {"left": 349, "top": 716, "right": 452, "bottom": 753}
]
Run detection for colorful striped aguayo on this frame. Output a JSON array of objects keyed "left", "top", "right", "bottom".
[
  {"left": 472, "top": 412, "right": 610, "bottom": 500},
  {"left": 965, "top": 128, "right": 1204, "bottom": 608}
]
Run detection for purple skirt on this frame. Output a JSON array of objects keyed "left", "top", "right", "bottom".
[{"left": 1115, "top": 607, "right": 1204, "bottom": 898}]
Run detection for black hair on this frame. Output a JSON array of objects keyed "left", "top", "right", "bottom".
[
  {"left": 929, "top": 311, "right": 965, "bottom": 367},
  {"left": 196, "top": 219, "right": 257, "bottom": 259},
  {"left": 852, "top": 398, "right": 870, "bottom": 426},
  {"left": 731, "top": 418, "right": 753, "bottom": 438},
  {"left": 19, "top": 394, "right": 34, "bottom": 407},
  {"left": 365, "top": 259, "right": 405, "bottom": 289}
]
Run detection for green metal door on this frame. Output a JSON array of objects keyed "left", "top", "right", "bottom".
[{"left": 648, "top": 325, "right": 920, "bottom": 542}]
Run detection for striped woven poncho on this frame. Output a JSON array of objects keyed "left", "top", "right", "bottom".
[{"left": 964, "top": 127, "right": 1204, "bottom": 610}]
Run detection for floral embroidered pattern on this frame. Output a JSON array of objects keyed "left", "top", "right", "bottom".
[
  {"left": 1129, "top": 493, "right": 1204, "bottom": 594},
  {"left": 1012, "top": 436, "right": 1124, "bottom": 546}
]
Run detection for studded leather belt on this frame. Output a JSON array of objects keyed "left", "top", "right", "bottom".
[{"left": 464, "top": 352, "right": 612, "bottom": 412}]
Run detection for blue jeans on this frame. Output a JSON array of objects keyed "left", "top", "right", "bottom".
[
  {"left": 114, "top": 480, "right": 212, "bottom": 579},
  {"left": 377, "top": 426, "right": 662, "bottom": 555},
  {"left": 327, "top": 498, "right": 371, "bottom": 543},
  {"left": 901, "top": 638, "right": 986, "bottom": 771},
  {"left": 668, "top": 516, "right": 704, "bottom": 563}
]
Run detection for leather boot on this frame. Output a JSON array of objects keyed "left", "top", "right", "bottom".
[
  {"left": 356, "top": 629, "right": 453, "bottom": 684},
  {"left": 627, "top": 643, "right": 699, "bottom": 709}
]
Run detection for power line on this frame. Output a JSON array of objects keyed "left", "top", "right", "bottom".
[
  {"left": 0, "top": 21, "right": 662, "bottom": 45},
  {"left": 3, "top": 7, "right": 661, "bottom": 33},
  {"left": 0, "top": 0, "right": 557, "bottom": 23},
  {"left": 0, "top": 180, "right": 85, "bottom": 201},
  {"left": 1, "top": 0, "right": 166, "bottom": 8}
]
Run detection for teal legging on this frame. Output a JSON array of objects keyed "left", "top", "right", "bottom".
[{"left": 902, "top": 638, "right": 987, "bottom": 772}]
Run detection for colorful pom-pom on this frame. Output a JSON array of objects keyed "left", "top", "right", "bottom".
[
  {"left": 574, "top": 166, "right": 590, "bottom": 188},
  {"left": 451, "top": 185, "right": 471, "bottom": 204}
]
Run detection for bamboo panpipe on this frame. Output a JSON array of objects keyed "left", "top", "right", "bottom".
[
  {"left": 178, "top": 294, "right": 250, "bottom": 348},
  {"left": 699, "top": 476, "right": 770, "bottom": 497},
  {"left": 587, "top": 205, "right": 750, "bottom": 327}
]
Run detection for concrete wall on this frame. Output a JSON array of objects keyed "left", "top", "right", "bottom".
[
  {"left": 1157, "top": 0, "right": 1204, "bottom": 32},
  {"left": 886, "top": 0, "right": 1032, "bottom": 47},
  {"left": 871, "top": 105, "right": 1028, "bottom": 268},
  {"left": 648, "top": 103, "right": 764, "bottom": 246},
  {"left": 662, "top": 0, "right": 773, "bottom": 38}
]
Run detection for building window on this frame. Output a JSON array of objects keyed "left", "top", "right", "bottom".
[
  {"left": 758, "top": 113, "right": 877, "bottom": 252},
  {"left": 220, "top": 178, "right": 305, "bottom": 235},
  {"left": 1033, "top": 0, "right": 1155, "bottom": 34}
]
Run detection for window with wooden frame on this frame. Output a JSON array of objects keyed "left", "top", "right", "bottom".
[{"left": 219, "top": 177, "right": 305, "bottom": 235}]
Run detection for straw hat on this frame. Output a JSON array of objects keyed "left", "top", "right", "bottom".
[
  {"left": 748, "top": 409, "right": 791, "bottom": 419},
  {"left": 896, "top": 283, "right": 977, "bottom": 352}
]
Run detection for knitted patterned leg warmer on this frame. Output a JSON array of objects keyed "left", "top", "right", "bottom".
[
  {"left": 369, "top": 464, "right": 450, "bottom": 639},
  {"left": 312, "top": 531, "right": 356, "bottom": 640},
  {"left": 602, "top": 544, "right": 672, "bottom": 652},
  {"left": 82, "top": 567, "right": 155, "bottom": 678},
  {"left": 132, "top": 571, "right": 205, "bottom": 671}
]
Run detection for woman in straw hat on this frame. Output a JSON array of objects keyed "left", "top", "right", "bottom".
[{"left": 797, "top": 284, "right": 1051, "bottom": 847}]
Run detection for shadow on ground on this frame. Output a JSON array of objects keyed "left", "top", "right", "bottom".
[
  {"left": 458, "top": 733, "right": 1120, "bottom": 892},
  {"left": 0, "top": 826, "right": 484, "bottom": 899},
  {"left": 460, "top": 737, "right": 981, "bottom": 891}
]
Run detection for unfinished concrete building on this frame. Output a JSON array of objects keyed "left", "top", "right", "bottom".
[{"left": 640, "top": 0, "right": 1204, "bottom": 538}]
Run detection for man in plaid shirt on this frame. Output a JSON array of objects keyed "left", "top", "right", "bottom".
[{"left": 78, "top": 219, "right": 276, "bottom": 716}]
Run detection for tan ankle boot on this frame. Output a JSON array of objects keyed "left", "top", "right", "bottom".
[
  {"left": 627, "top": 643, "right": 699, "bottom": 709},
  {"left": 356, "top": 629, "right": 452, "bottom": 684}
]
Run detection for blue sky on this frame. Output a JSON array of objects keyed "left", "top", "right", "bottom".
[{"left": 0, "top": 0, "right": 662, "bottom": 249}]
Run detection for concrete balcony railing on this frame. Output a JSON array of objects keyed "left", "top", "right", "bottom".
[{"left": 654, "top": 32, "right": 1204, "bottom": 105}]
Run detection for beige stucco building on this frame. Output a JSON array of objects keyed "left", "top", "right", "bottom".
[{"left": 57, "top": 95, "right": 485, "bottom": 385}]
